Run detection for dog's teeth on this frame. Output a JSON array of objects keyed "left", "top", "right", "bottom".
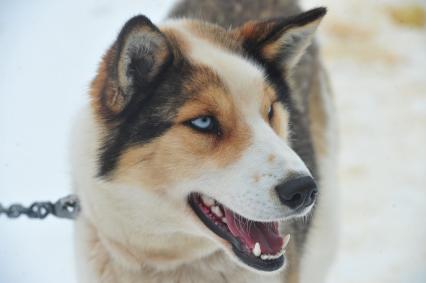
[
  {"left": 252, "top": 242, "right": 261, "bottom": 257},
  {"left": 260, "top": 252, "right": 284, "bottom": 261},
  {"left": 211, "top": 206, "right": 223, "bottom": 218},
  {"left": 222, "top": 217, "right": 227, "bottom": 223},
  {"left": 282, "top": 234, "right": 291, "bottom": 250},
  {"left": 262, "top": 254, "right": 277, "bottom": 260},
  {"left": 201, "top": 195, "right": 215, "bottom": 207},
  {"left": 270, "top": 252, "right": 283, "bottom": 259}
]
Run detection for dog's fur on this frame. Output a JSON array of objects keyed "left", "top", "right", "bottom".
[{"left": 71, "top": 0, "right": 338, "bottom": 282}]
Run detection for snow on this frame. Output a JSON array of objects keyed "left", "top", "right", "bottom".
[
  {"left": 302, "top": 1, "right": 426, "bottom": 282},
  {"left": 1, "top": 0, "right": 425, "bottom": 282}
]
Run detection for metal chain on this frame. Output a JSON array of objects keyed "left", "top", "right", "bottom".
[{"left": 0, "top": 194, "right": 80, "bottom": 220}]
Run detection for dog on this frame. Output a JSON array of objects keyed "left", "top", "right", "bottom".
[{"left": 71, "top": 0, "right": 338, "bottom": 282}]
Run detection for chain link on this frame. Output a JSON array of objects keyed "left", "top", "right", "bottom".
[{"left": 0, "top": 195, "right": 80, "bottom": 220}]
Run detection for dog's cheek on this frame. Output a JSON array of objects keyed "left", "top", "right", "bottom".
[
  {"left": 112, "top": 128, "right": 217, "bottom": 190},
  {"left": 157, "top": 123, "right": 251, "bottom": 176},
  {"left": 112, "top": 114, "right": 253, "bottom": 193}
]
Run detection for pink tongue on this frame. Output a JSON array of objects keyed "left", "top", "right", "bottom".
[{"left": 224, "top": 208, "right": 283, "bottom": 254}]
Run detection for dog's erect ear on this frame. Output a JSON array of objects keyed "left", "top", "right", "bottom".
[
  {"left": 235, "top": 7, "right": 326, "bottom": 71},
  {"left": 100, "top": 15, "right": 172, "bottom": 116}
]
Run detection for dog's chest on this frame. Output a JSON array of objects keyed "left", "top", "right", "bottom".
[
  {"left": 120, "top": 251, "right": 286, "bottom": 283},
  {"left": 136, "top": 254, "right": 286, "bottom": 283},
  {"left": 134, "top": 269, "right": 284, "bottom": 283}
]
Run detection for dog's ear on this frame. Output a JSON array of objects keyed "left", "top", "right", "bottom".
[
  {"left": 98, "top": 15, "right": 172, "bottom": 117},
  {"left": 234, "top": 7, "right": 326, "bottom": 71}
]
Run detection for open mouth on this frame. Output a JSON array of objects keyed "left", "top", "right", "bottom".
[{"left": 188, "top": 193, "right": 290, "bottom": 271}]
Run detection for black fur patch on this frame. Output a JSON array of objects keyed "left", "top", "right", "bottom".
[
  {"left": 96, "top": 15, "right": 197, "bottom": 177},
  {"left": 98, "top": 55, "right": 195, "bottom": 177}
]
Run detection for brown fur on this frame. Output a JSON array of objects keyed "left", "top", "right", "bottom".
[
  {"left": 90, "top": 47, "right": 117, "bottom": 123},
  {"left": 263, "top": 84, "right": 290, "bottom": 139},
  {"left": 183, "top": 20, "right": 243, "bottom": 52}
]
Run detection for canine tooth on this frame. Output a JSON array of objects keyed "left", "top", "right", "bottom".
[
  {"left": 211, "top": 206, "right": 223, "bottom": 218},
  {"left": 261, "top": 254, "right": 270, "bottom": 260},
  {"left": 252, "top": 242, "right": 261, "bottom": 257},
  {"left": 282, "top": 234, "right": 291, "bottom": 250},
  {"left": 222, "top": 217, "right": 227, "bottom": 223},
  {"left": 201, "top": 195, "right": 215, "bottom": 207}
]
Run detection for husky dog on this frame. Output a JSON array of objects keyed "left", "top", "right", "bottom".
[{"left": 72, "top": 0, "right": 337, "bottom": 282}]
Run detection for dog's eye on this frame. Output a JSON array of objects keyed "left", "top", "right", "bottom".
[
  {"left": 268, "top": 104, "right": 274, "bottom": 121},
  {"left": 187, "top": 116, "right": 220, "bottom": 135},
  {"left": 191, "top": 116, "right": 212, "bottom": 129}
]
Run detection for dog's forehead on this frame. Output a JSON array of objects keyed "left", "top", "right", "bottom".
[{"left": 162, "top": 21, "right": 267, "bottom": 110}]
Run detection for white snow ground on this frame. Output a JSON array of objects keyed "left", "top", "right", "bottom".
[{"left": 1, "top": 1, "right": 425, "bottom": 283}]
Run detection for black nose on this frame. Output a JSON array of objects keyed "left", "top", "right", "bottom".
[{"left": 275, "top": 176, "right": 318, "bottom": 209}]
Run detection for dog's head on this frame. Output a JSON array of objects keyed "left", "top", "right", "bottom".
[{"left": 87, "top": 8, "right": 325, "bottom": 273}]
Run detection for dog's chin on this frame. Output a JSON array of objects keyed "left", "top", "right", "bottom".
[{"left": 188, "top": 193, "right": 291, "bottom": 272}]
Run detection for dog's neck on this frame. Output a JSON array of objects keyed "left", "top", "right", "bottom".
[
  {"left": 75, "top": 215, "right": 284, "bottom": 283},
  {"left": 75, "top": 181, "right": 221, "bottom": 269},
  {"left": 83, "top": 214, "right": 217, "bottom": 266}
]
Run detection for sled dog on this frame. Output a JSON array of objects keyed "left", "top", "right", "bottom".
[{"left": 72, "top": 1, "right": 337, "bottom": 282}]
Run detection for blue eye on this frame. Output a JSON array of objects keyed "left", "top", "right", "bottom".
[
  {"left": 191, "top": 116, "right": 212, "bottom": 129},
  {"left": 186, "top": 116, "right": 220, "bottom": 135}
]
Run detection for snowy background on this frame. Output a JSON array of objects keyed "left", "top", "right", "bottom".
[{"left": 0, "top": 0, "right": 425, "bottom": 282}]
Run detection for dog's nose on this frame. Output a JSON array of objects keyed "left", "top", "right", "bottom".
[{"left": 275, "top": 176, "right": 317, "bottom": 209}]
